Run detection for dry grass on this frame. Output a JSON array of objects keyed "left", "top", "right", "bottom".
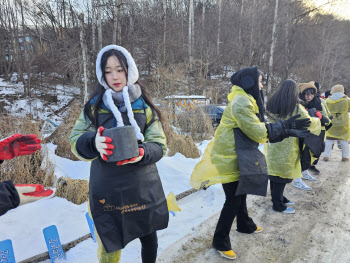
[
  {"left": 175, "top": 108, "right": 214, "bottom": 142},
  {"left": 161, "top": 110, "right": 200, "bottom": 158},
  {"left": 46, "top": 100, "right": 82, "bottom": 161},
  {"left": 55, "top": 177, "right": 89, "bottom": 205},
  {"left": 0, "top": 115, "right": 55, "bottom": 186},
  {"left": 167, "top": 133, "right": 200, "bottom": 158}
]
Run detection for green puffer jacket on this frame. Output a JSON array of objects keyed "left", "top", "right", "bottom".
[{"left": 70, "top": 102, "right": 167, "bottom": 162}]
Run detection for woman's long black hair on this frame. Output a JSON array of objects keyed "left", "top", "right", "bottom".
[
  {"left": 83, "top": 49, "right": 164, "bottom": 129},
  {"left": 267, "top": 80, "right": 299, "bottom": 118}
]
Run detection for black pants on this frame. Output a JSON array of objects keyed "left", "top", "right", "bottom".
[
  {"left": 139, "top": 232, "right": 158, "bottom": 263},
  {"left": 270, "top": 181, "right": 290, "bottom": 212},
  {"left": 212, "top": 181, "right": 257, "bottom": 251},
  {"left": 312, "top": 130, "right": 326, "bottom": 167}
]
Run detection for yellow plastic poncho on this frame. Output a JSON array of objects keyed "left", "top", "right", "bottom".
[
  {"left": 320, "top": 98, "right": 331, "bottom": 131},
  {"left": 190, "top": 85, "right": 268, "bottom": 189},
  {"left": 265, "top": 104, "right": 321, "bottom": 180},
  {"left": 326, "top": 96, "right": 350, "bottom": 140}
]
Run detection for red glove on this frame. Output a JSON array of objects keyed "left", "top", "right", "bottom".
[
  {"left": 0, "top": 134, "right": 42, "bottom": 160},
  {"left": 117, "top": 148, "right": 144, "bottom": 166},
  {"left": 315, "top": 110, "right": 322, "bottom": 120},
  {"left": 95, "top": 126, "right": 114, "bottom": 161},
  {"left": 15, "top": 184, "right": 54, "bottom": 206}
]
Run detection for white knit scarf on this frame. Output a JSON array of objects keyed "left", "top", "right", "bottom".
[{"left": 102, "top": 86, "right": 144, "bottom": 142}]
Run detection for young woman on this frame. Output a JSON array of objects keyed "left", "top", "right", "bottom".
[
  {"left": 190, "top": 67, "right": 311, "bottom": 260},
  {"left": 297, "top": 82, "right": 330, "bottom": 186},
  {"left": 266, "top": 80, "right": 321, "bottom": 214},
  {"left": 70, "top": 45, "right": 168, "bottom": 263},
  {"left": 324, "top": 84, "right": 350, "bottom": 161}
]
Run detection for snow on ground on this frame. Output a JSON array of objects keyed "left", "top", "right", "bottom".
[
  {"left": 0, "top": 77, "right": 80, "bottom": 125},
  {"left": 1, "top": 138, "right": 226, "bottom": 262},
  {"left": 0, "top": 76, "right": 270, "bottom": 262},
  {"left": 0, "top": 197, "right": 90, "bottom": 262}
]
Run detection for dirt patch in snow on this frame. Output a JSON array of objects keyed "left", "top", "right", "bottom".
[{"left": 158, "top": 148, "right": 350, "bottom": 263}]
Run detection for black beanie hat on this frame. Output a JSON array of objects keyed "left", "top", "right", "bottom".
[
  {"left": 230, "top": 66, "right": 259, "bottom": 90},
  {"left": 230, "top": 66, "right": 265, "bottom": 122}
]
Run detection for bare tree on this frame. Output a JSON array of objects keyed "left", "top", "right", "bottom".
[
  {"left": 79, "top": 13, "right": 89, "bottom": 104},
  {"left": 188, "top": 0, "right": 194, "bottom": 72},
  {"left": 267, "top": 0, "right": 279, "bottom": 97},
  {"left": 97, "top": 0, "right": 102, "bottom": 50},
  {"left": 112, "top": 0, "right": 122, "bottom": 44},
  {"left": 91, "top": 0, "right": 96, "bottom": 53},
  {"left": 217, "top": 0, "right": 221, "bottom": 56}
]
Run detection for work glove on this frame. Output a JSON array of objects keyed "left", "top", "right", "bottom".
[
  {"left": 315, "top": 111, "right": 322, "bottom": 119},
  {"left": 95, "top": 126, "right": 114, "bottom": 161},
  {"left": 0, "top": 134, "right": 42, "bottom": 160},
  {"left": 15, "top": 184, "right": 54, "bottom": 206},
  {"left": 286, "top": 129, "right": 311, "bottom": 138},
  {"left": 117, "top": 148, "right": 144, "bottom": 166},
  {"left": 282, "top": 114, "right": 311, "bottom": 130}
]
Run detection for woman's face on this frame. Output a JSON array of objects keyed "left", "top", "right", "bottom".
[
  {"left": 304, "top": 91, "right": 315, "bottom": 102},
  {"left": 258, "top": 75, "right": 263, "bottom": 90},
  {"left": 104, "top": 56, "right": 127, "bottom": 92}
]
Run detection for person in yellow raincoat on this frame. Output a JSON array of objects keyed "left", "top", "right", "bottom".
[
  {"left": 291, "top": 81, "right": 330, "bottom": 191},
  {"left": 266, "top": 80, "right": 321, "bottom": 214},
  {"left": 190, "top": 67, "right": 311, "bottom": 260},
  {"left": 323, "top": 84, "right": 350, "bottom": 161}
]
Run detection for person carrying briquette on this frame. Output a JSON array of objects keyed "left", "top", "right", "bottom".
[
  {"left": 0, "top": 133, "right": 53, "bottom": 216},
  {"left": 190, "top": 67, "right": 311, "bottom": 260},
  {"left": 323, "top": 84, "right": 350, "bottom": 162},
  {"left": 292, "top": 81, "right": 330, "bottom": 190},
  {"left": 70, "top": 45, "right": 168, "bottom": 263},
  {"left": 266, "top": 80, "right": 321, "bottom": 214}
]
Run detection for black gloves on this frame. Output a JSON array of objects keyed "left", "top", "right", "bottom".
[
  {"left": 307, "top": 108, "right": 317, "bottom": 117},
  {"left": 286, "top": 129, "right": 310, "bottom": 138},
  {"left": 266, "top": 114, "right": 312, "bottom": 143},
  {"left": 320, "top": 115, "right": 330, "bottom": 126},
  {"left": 282, "top": 114, "right": 311, "bottom": 129},
  {"left": 266, "top": 121, "right": 286, "bottom": 143}
]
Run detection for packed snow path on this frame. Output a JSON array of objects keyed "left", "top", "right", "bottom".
[{"left": 157, "top": 148, "right": 350, "bottom": 263}]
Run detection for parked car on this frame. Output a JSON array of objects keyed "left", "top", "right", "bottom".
[{"left": 195, "top": 105, "right": 226, "bottom": 128}]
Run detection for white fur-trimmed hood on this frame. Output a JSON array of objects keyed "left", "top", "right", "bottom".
[
  {"left": 96, "top": 45, "right": 139, "bottom": 90},
  {"left": 95, "top": 45, "right": 144, "bottom": 141}
]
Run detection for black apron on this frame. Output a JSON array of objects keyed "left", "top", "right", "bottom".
[
  {"left": 89, "top": 111, "right": 169, "bottom": 253},
  {"left": 300, "top": 130, "right": 325, "bottom": 171},
  {"left": 234, "top": 128, "right": 268, "bottom": 197}
]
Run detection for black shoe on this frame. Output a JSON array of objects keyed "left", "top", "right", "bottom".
[{"left": 308, "top": 166, "right": 320, "bottom": 175}]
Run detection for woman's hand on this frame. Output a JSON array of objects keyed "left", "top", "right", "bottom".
[
  {"left": 15, "top": 184, "right": 54, "bottom": 206},
  {"left": 117, "top": 148, "right": 144, "bottom": 166},
  {"left": 0, "top": 134, "right": 42, "bottom": 160},
  {"left": 95, "top": 126, "right": 114, "bottom": 161}
]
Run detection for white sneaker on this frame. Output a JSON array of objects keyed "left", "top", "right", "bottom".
[
  {"left": 293, "top": 178, "right": 311, "bottom": 190},
  {"left": 301, "top": 170, "right": 317, "bottom": 181}
]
